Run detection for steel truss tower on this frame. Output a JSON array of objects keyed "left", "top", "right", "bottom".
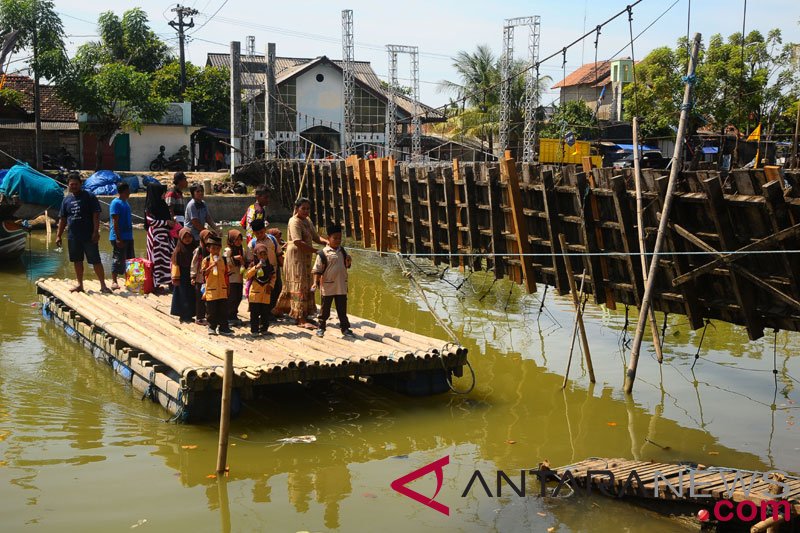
[
  {"left": 342, "top": 10, "right": 355, "bottom": 157},
  {"left": 500, "top": 16, "right": 541, "bottom": 161},
  {"left": 386, "top": 45, "right": 421, "bottom": 162}
]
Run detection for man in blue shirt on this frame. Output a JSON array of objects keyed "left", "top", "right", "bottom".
[
  {"left": 184, "top": 183, "right": 218, "bottom": 240},
  {"left": 109, "top": 181, "right": 135, "bottom": 290},
  {"left": 55, "top": 172, "right": 111, "bottom": 293}
]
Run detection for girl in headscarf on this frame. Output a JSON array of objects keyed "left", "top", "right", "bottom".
[
  {"left": 272, "top": 198, "right": 327, "bottom": 329},
  {"left": 224, "top": 228, "right": 251, "bottom": 324},
  {"left": 145, "top": 182, "right": 177, "bottom": 294},
  {"left": 170, "top": 227, "right": 197, "bottom": 323},
  {"left": 190, "top": 229, "right": 213, "bottom": 325}
]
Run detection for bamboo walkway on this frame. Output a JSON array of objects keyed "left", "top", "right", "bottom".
[
  {"left": 553, "top": 458, "right": 800, "bottom": 530},
  {"left": 36, "top": 278, "right": 467, "bottom": 422}
]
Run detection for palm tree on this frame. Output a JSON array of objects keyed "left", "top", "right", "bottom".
[{"left": 438, "top": 45, "right": 551, "bottom": 157}]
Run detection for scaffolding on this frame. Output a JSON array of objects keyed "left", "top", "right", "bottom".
[
  {"left": 342, "top": 10, "right": 355, "bottom": 157},
  {"left": 386, "top": 44, "right": 421, "bottom": 162},
  {"left": 499, "top": 16, "right": 541, "bottom": 161}
]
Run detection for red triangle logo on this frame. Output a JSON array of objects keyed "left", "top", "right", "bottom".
[{"left": 390, "top": 456, "right": 450, "bottom": 516}]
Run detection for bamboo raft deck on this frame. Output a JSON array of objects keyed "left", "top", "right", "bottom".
[
  {"left": 553, "top": 458, "right": 800, "bottom": 530},
  {"left": 36, "top": 278, "right": 467, "bottom": 422}
]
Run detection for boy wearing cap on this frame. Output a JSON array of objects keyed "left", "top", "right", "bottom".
[
  {"left": 245, "top": 243, "right": 276, "bottom": 336},
  {"left": 312, "top": 223, "right": 354, "bottom": 338},
  {"left": 201, "top": 234, "right": 232, "bottom": 336}
]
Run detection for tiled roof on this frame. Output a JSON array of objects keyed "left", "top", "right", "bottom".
[
  {"left": 206, "top": 53, "right": 444, "bottom": 121},
  {"left": 1, "top": 75, "right": 77, "bottom": 122},
  {"left": 552, "top": 61, "right": 613, "bottom": 89}
]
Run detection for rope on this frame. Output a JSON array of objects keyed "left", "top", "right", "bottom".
[
  {"left": 691, "top": 319, "right": 711, "bottom": 370},
  {"left": 344, "top": 247, "right": 800, "bottom": 259},
  {"left": 395, "top": 252, "right": 474, "bottom": 394}
]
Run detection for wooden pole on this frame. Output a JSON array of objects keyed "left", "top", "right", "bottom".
[
  {"left": 624, "top": 33, "right": 702, "bottom": 394},
  {"left": 632, "top": 117, "right": 665, "bottom": 364},
  {"left": 216, "top": 348, "right": 234, "bottom": 474},
  {"left": 562, "top": 267, "right": 587, "bottom": 389},
  {"left": 559, "top": 233, "right": 595, "bottom": 383},
  {"left": 791, "top": 99, "right": 800, "bottom": 169}
]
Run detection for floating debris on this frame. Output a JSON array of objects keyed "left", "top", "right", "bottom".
[{"left": 277, "top": 435, "right": 316, "bottom": 444}]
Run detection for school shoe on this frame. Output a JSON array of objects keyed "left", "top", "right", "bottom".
[
  {"left": 218, "top": 328, "right": 234, "bottom": 336},
  {"left": 342, "top": 329, "right": 355, "bottom": 338},
  {"left": 260, "top": 330, "right": 274, "bottom": 337},
  {"left": 315, "top": 328, "right": 325, "bottom": 337},
  {"left": 207, "top": 326, "right": 218, "bottom": 336}
]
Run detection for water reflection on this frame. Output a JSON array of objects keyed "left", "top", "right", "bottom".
[{"left": 1, "top": 232, "right": 799, "bottom": 531}]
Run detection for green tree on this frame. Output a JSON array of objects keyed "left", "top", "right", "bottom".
[
  {"left": 152, "top": 61, "right": 230, "bottom": 128},
  {"left": 539, "top": 100, "right": 598, "bottom": 139},
  {"left": 0, "top": 0, "right": 67, "bottom": 167},
  {"left": 55, "top": 8, "right": 170, "bottom": 168},
  {"left": 625, "top": 30, "right": 799, "bottom": 139},
  {"left": 437, "top": 45, "right": 550, "bottom": 156}
]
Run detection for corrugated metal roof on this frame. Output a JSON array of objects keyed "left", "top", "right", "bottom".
[{"left": 206, "top": 53, "right": 444, "bottom": 121}]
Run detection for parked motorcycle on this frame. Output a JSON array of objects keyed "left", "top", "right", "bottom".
[
  {"left": 42, "top": 148, "right": 79, "bottom": 170},
  {"left": 149, "top": 145, "right": 189, "bottom": 172}
]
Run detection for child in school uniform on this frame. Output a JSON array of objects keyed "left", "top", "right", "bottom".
[
  {"left": 224, "top": 229, "right": 250, "bottom": 324},
  {"left": 201, "top": 234, "right": 232, "bottom": 336},
  {"left": 190, "top": 229, "right": 212, "bottom": 325},
  {"left": 170, "top": 228, "right": 197, "bottom": 323},
  {"left": 312, "top": 223, "right": 354, "bottom": 338},
  {"left": 245, "top": 243, "right": 276, "bottom": 336}
]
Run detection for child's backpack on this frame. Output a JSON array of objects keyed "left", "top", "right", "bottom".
[{"left": 316, "top": 247, "right": 348, "bottom": 273}]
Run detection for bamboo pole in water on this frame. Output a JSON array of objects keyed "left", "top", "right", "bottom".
[
  {"left": 562, "top": 268, "right": 587, "bottom": 389},
  {"left": 624, "top": 33, "right": 702, "bottom": 394},
  {"left": 216, "top": 348, "right": 234, "bottom": 474},
  {"left": 558, "top": 233, "right": 594, "bottom": 383},
  {"left": 632, "top": 117, "right": 664, "bottom": 364}
]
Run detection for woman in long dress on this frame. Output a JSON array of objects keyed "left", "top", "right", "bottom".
[
  {"left": 145, "top": 183, "right": 177, "bottom": 294},
  {"left": 273, "top": 198, "right": 327, "bottom": 328}
]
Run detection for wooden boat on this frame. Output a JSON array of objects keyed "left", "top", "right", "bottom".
[{"left": 0, "top": 195, "right": 26, "bottom": 259}]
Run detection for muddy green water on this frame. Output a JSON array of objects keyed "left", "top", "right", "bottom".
[{"left": 1, "top": 229, "right": 799, "bottom": 532}]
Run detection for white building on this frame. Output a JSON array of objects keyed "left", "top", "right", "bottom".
[{"left": 206, "top": 53, "right": 444, "bottom": 159}]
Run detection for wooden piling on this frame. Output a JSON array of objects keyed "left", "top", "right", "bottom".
[
  {"left": 562, "top": 267, "right": 588, "bottom": 389},
  {"left": 632, "top": 117, "right": 665, "bottom": 363},
  {"left": 625, "top": 33, "right": 702, "bottom": 394},
  {"left": 502, "top": 157, "right": 536, "bottom": 293},
  {"left": 216, "top": 348, "right": 234, "bottom": 474}
]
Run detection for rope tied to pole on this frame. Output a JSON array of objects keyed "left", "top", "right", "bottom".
[{"left": 395, "top": 252, "right": 475, "bottom": 394}]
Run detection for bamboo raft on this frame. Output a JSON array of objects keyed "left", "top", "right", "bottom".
[
  {"left": 36, "top": 278, "right": 467, "bottom": 422},
  {"left": 553, "top": 458, "right": 800, "bottom": 531}
]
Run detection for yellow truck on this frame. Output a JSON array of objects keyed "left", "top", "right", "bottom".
[{"left": 538, "top": 138, "right": 603, "bottom": 166}]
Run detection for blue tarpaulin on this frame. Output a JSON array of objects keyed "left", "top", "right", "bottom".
[
  {"left": 615, "top": 143, "right": 660, "bottom": 153},
  {"left": 702, "top": 146, "right": 719, "bottom": 154},
  {"left": 0, "top": 164, "right": 64, "bottom": 208},
  {"left": 83, "top": 170, "right": 121, "bottom": 196}
]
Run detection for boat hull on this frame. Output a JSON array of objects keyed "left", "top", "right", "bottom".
[{"left": 0, "top": 220, "right": 26, "bottom": 258}]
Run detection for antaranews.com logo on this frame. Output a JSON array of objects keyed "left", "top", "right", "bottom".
[{"left": 390, "top": 455, "right": 795, "bottom": 525}]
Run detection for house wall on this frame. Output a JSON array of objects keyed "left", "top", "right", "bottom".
[
  {"left": 0, "top": 129, "right": 79, "bottom": 167},
  {"left": 127, "top": 124, "right": 200, "bottom": 171},
  {"left": 559, "top": 84, "right": 612, "bottom": 107},
  {"left": 295, "top": 63, "right": 345, "bottom": 136}
]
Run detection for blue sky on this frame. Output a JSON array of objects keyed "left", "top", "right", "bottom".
[{"left": 47, "top": 0, "right": 800, "bottom": 107}]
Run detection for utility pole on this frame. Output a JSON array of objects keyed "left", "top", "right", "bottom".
[
  {"left": 32, "top": 7, "right": 42, "bottom": 170},
  {"left": 264, "top": 43, "right": 276, "bottom": 159},
  {"left": 169, "top": 5, "right": 197, "bottom": 98},
  {"left": 230, "top": 41, "right": 241, "bottom": 174}
]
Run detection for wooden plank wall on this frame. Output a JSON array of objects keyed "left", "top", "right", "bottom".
[{"left": 282, "top": 158, "right": 800, "bottom": 337}]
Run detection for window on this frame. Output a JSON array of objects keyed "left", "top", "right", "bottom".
[
  {"left": 316, "top": 73, "right": 324, "bottom": 82},
  {"left": 275, "top": 79, "right": 297, "bottom": 132},
  {"left": 354, "top": 86, "right": 386, "bottom": 133}
]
